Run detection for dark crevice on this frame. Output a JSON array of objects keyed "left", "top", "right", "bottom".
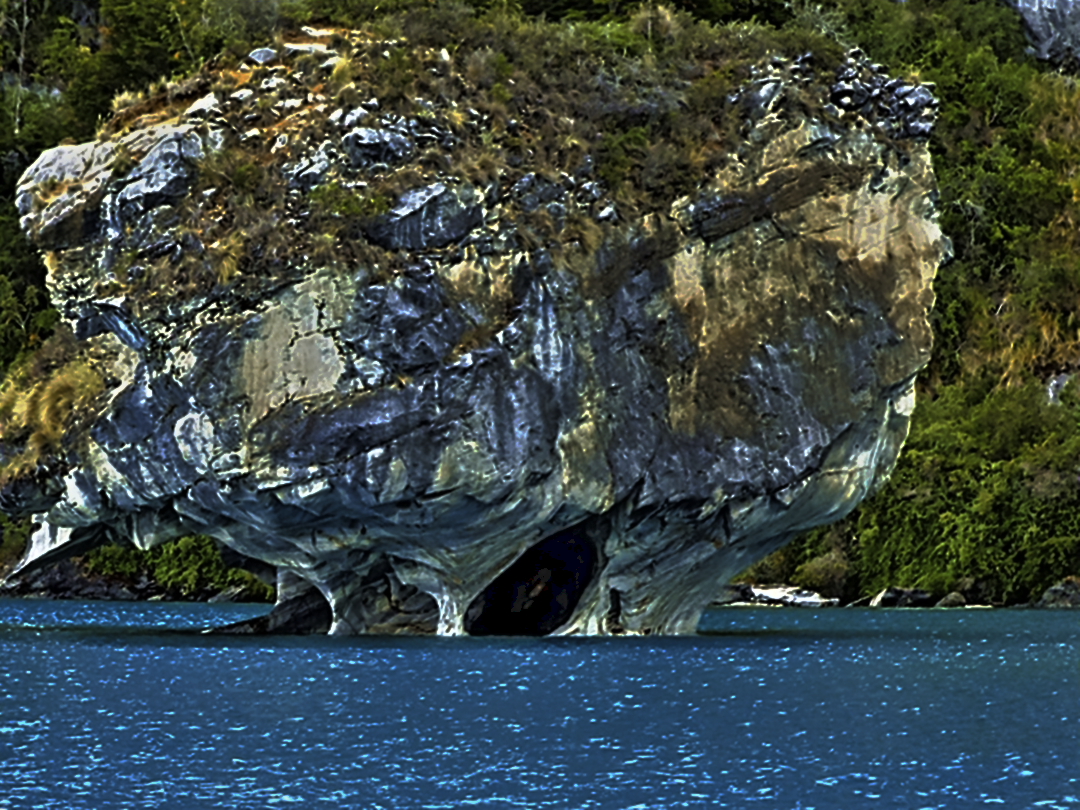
[
  {"left": 464, "top": 525, "right": 599, "bottom": 636},
  {"left": 353, "top": 557, "right": 440, "bottom": 634},
  {"left": 605, "top": 587, "right": 625, "bottom": 634}
]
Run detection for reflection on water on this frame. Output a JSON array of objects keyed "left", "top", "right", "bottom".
[{"left": 0, "top": 599, "right": 1077, "bottom": 809}]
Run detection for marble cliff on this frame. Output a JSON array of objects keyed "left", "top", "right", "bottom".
[
  {"left": 1009, "top": 0, "right": 1080, "bottom": 65},
  {"left": 2, "top": 26, "right": 947, "bottom": 635}
]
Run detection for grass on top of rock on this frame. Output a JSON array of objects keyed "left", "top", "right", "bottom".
[
  {"left": 0, "top": 327, "right": 105, "bottom": 484},
  {"left": 90, "top": 4, "right": 848, "bottom": 309}
]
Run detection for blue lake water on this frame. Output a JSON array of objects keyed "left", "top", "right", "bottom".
[{"left": 0, "top": 598, "right": 1076, "bottom": 809}]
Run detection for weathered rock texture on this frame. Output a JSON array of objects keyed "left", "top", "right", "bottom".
[
  {"left": 1006, "top": 0, "right": 1080, "bottom": 66},
  {"left": 1008, "top": 0, "right": 1080, "bottom": 65},
  {"left": 2, "top": 33, "right": 947, "bottom": 635},
  {"left": 1035, "top": 577, "right": 1080, "bottom": 607}
]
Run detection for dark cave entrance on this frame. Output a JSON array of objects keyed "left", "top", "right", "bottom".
[{"left": 464, "top": 528, "right": 598, "bottom": 636}]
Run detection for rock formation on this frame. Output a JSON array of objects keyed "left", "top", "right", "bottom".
[
  {"left": 1008, "top": 0, "right": 1080, "bottom": 65},
  {"left": 868, "top": 586, "right": 937, "bottom": 609},
  {"left": 1034, "top": 577, "right": 1080, "bottom": 607},
  {"left": 1, "top": 24, "right": 947, "bottom": 635},
  {"left": 713, "top": 584, "right": 839, "bottom": 608}
]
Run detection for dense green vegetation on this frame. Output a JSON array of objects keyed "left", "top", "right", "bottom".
[
  {"left": 736, "top": 0, "right": 1080, "bottom": 604},
  {"left": 0, "top": 512, "right": 34, "bottom": 573},
  {"left": 1, "top": 0, "right": 1079, "bottom": 603},
  {"left": 84, "top": 535, "right": 274, "bottom": 600},
  {"left": 748, "top": 379, "right": 1080, "bottom": 604}
]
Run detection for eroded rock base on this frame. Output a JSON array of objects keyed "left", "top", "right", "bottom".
[{"left": 209, "top": 573, "right": 331, "bottom": 635}]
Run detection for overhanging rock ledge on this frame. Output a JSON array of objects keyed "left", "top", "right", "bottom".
[{"left": 2, "top": 38, "right": 948, "bottom": 635}]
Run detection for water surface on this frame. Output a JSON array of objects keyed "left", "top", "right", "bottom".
[{"left": 1, "top": 599, "right": 1076, "bottom": 808}]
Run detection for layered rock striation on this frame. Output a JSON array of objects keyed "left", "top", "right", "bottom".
[{"left": 3, "top": 29, "right": 947, "bottom": 635}]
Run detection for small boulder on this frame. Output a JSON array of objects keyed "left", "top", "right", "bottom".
[
  {"left": 712, "top": 582, "right": 755, "bottom": 605},
  {"left": 935, "top": 591, "right": 966, "bottom": 608},
  {"left": 343, "top": 127, "right": 413, "bottom": 166},
  {"left": 117, "top": 127, "right": 204, "bottom": 223},
  {"left": 365, "top": 183, "right": 483, "bottom": 250},
  {"left": 342, "top": 108, "right": 371, "bottom": 129},
  {"left": 1035, "top": 577, "right": 1080, "bottom": 608},
  {"left": 870, "top": 586, "right": 937, "bottom": 608},
  {"left": 285, "top": 151, "right": 332, "bottom": 192},
  {"left": 751, "top": 585, "right": 839, "bottom": 607},
  {"left": 183, "top": 93, "right": 220, "bottom": 120},
  {"left": 285, "top": 42, "right": 333, "bottom": 57},
  {"left": 248, "top": 47, "right": 277, "bottom": 65},
  {"left": 15, "top": 139, "right": 117, "bottom": 249},
  {"left": 511, "top": 172, "right": 565, "bottom": 212}
]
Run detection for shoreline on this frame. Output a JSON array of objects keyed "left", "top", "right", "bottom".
[
  {"left": 5, "top": 554, "right": 1077, "bottom": 612},
  {"left": 0, "top": 557, "right": 271, "bottom": 605}
]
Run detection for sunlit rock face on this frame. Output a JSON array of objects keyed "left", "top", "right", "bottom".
[{"left": 5, "top": 38, "right": 947, "bottom": 635}]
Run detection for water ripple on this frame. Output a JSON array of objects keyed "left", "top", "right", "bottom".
[{"left": 0, "top": 600, "right": 1076, "bottom": 808}]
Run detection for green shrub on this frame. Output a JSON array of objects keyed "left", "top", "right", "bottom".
[
  {"left": 792, "top": 549, "right": 851, "bottom": 600},
  {"left": 310, "top": 181, "right": 391, "bottom": 219},
  {"left": 596, "top": 126, "right": 649, "bottom": 187},
  {"left": 0, "top": 275, "right": 58, "bottom": 376},
  {"left": 0, "top": 515, "right": 33, "bottom": 578},
  {"left": 85, "top": 535, "right": 274, "bottom": 601}
]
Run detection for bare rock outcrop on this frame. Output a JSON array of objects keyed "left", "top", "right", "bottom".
[
  {"left": 1008, "top": 0, "right": 1080, "bottom": 65},
  {"left": 1035, "top": 577, "right": 1080, "bottom": 607},
  {"left": 1, "top": 30, "right": 947, "bottom": 635}
]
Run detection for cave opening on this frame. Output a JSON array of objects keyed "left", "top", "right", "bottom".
[{"left": 464, "top": 528, "right": 598, "bottom": 636}]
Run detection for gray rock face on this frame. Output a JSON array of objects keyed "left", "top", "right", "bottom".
[
  {"left": 1008, "top": 0, "right": 1080, "bottom": 64},
  {"left": 3, "top": 44, "right": 947, "bottom": 636},
  {"left": 365, "top": 183, "right": 484, "bottom": 250},
  {"left": 1035, "top": 578, "right": 1080, "bottom": 607},
  {"left": 829, "top": 57, "right": 938, "bottom": 139},
  {"left": 74, "top": 297, "right": 146, "bottom": 349},
  {"left": 343, "top": 127, "right": 414, "bottom": 166}
]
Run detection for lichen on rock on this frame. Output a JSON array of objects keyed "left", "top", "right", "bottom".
[{"left": 1, "top": 17, "right": 947, "bottom": 636}]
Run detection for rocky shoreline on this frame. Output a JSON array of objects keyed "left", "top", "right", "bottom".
[
  {"left": 0, "top": 557, "right": 267, "bottom": 604},
  {"left": 713, "top": 579, "right": 1080, "bottom": 609},
  {"left": 4, "top": 556, "right": 1077, "bottom": 612}
]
